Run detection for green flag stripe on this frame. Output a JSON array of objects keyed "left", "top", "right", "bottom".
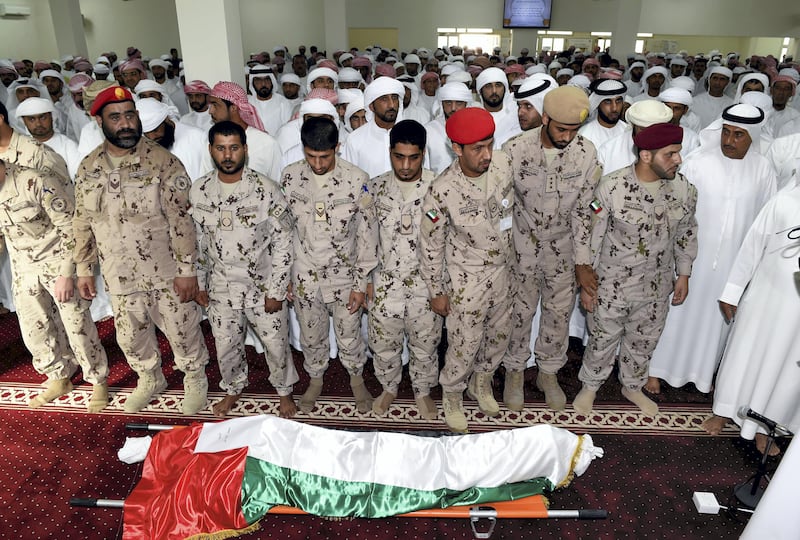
[{"left": 240, "top": 456, "right": 552, "bottom": 522}]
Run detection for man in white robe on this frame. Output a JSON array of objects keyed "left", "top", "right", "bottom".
[
  {"left": 64, "top": 74, "right": 92, "bottom": 144},
  {"left": 247, "top": 65, "right": 292, "bottom": 136},
  {"left": 578, "top": 79, "right": 629, "bottom": 148},
  {"left": 692, "top": 67, "right": 734, "bottom": 129},
  {"left": 136, "top": 98, "right": 212, "bottom": 181},
  {"left": 764, "top": 76, "right": 799, "bottom": 139},
  {"left": 181, "top": 80, "right": 213, "bottom": 133},
  {"left": 15, "top": 97, "right": 81, "bottom": 178},
  {"left": 596, "top": 100, "right": 674, "bottom": 175},
  {"left": 702, "top": 183, "right": 800, "bottom": 455},
  {"left": 423, "top": 82, "right": 471, "bottom": 175},
  {"left": 646, "top": 104, "right": 777, "bottom": 394},
  {"left": 208, "top": 82, "right": 282, "bottom": 182},
  {"left": 474, "top": 67, "right": 519, "bottom": 148},
  {"left": 765, "top": 133, "right": 800, "bottom": 191},
  {"left": 341, "top": 77, "right": 405, "bottom": 178}
]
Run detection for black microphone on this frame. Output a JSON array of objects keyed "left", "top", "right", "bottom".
[{"left": 737, "top": 406, "right": 792, "bottom": 435}]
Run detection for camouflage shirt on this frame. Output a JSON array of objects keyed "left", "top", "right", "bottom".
[
  {"left": 418, "top": 152, "right": 515, "bottom": 298},
  {"left": 73, "top": 137, "right": 197, "bottom": 294},
  {"left": 0, "top": 163, "right": 81, "bottom": 276},
  {"left": 282, "top": 157, "right": 378, "bottom": 303},
  {"left": 503, "top": 127, "right": 602, "bottom": 269},
  {"left": 591, "top": 165, "right": 698, "bottom": 301},
  {"left": 190, "top": 167, "right": 293, "bottom": 309}
]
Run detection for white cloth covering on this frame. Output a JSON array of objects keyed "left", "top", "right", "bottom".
[
  {"left": 648, "top": 146, "right": 777, "bottom": 392},
  {"left": 712, "top": 184, "right": 800, "bottom": 439}
]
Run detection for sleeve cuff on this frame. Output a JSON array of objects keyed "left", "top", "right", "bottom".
[
  {"left": 676, "top": 262, "right": 693, "bottom": 277},
  {"left": 59, "top": 261, "right": 75, "bottom": 277},
  {"left": 76, "top": 263, "right": 93, "bottom": 277},
  {"left": 718, "top": 283, "right": 745, "bottom": 306},
  {"left": 175, "top": 262, "right": 196, "bottom": 277}
]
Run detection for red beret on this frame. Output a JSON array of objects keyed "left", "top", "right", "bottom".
[
  {"left": 90, "top": 85, "right": 134, "bottom": 116},
  {"left": 446, "top": 107, "right": 495, "bottom": 145},
  {"left": 633, "top": 123, "right": 683, "bottom": 150}
]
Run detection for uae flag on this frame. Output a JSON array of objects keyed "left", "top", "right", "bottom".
[{"left": 123, "top": 416, "right": 602, "bottom": 539}]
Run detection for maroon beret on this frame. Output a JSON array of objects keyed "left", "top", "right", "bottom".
[
  {"left": 90, "top": 85, "right": 134, "bottom": 116},
  {"left": 446, "top": 107, "right": 495, "bottom": 145},
  {"left": 633, "top": 123, "right": 683, "bottom": 150}
]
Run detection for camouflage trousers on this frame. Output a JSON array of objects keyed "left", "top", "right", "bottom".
[
  {"left": 368, "top": 284, "right": 442, "bottom": 397},
  {"left": 505, "top": 260, "right": 577, "bottom": 374},
  {"left": 439, "top": 269, "right": 512, "bottom": 393},
  {"left": 580, "top": 297, "right": 670, "bottom": 391},
  {"left": 207, "top": 300, "right": 298, "bottom": 396},
  {"left": 13, "top": 270, "right": 108, "bottom": 384},
  {"left": 110, "top": 288, "right": 209, "bottom": 376},
  {"left": 294, "top": 288, "right": 367, "bottom": 379}
]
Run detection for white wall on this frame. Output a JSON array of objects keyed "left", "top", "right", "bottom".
[
  {"left": 0, "top": 0, "right": 58, "bottom": 60},
  {"left": 238, "top": 0, "right": 326, "bottom": 57},
  {"left": 79, "top": 0, "right": 179, "bottom": 60},
  {"left": 1, "top": 1, "right": 798, "bottom": 63}
]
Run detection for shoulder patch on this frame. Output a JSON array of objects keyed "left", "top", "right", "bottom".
[
  {"left": 174, "top": 175, "right": 191, "bottom": 191},
  {"left": 51, "top": 197, "right": 68, "bottom": 213}
]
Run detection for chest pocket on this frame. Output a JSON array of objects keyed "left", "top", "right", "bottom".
[
  {"left": 325, "top": 199, "right": 357, "bottom": 238},
  {"left": 81, "top": 186, "right": 104, "bottom": 217},
  {"left": 615, "top": 204, "right": 651, "bottom": 232},
  {"left": 121, "top": 179, "right": 160, "bottom": 217},
  {"left": 4, "top": 201, "right": 47, "bottom": 237},
  {"left": 559, "top": 171, "right": 582, "bottom": 193}
]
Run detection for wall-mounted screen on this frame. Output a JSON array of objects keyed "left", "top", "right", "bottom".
[{"left": 503, "top": 0, "right": 553, "bottom": 29}]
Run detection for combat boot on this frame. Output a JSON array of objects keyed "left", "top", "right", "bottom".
[
  {"left": 442, "top": 392, "right": 468, "bottom": 433},
  {"left": 414, "top": 394, "right": 438, "bottom": 420},
  {"left": 87, "top": 383, "right": 109, "bottom": 413},
  {"left": 28, "top": 378, "right": 73, "bottom": 408},
  {"left": 350, "top": 375, "right": 374, "bottom": 413},
  {"left": 536, "top": 371, "right": 566, "bottom": 411},
  {"left": 573, "top": 385, "right": 597, "bottom": 415},
  {"left": 182, "top": 371, "right": 208, "bottom": 415},
  {"left": 372, "top": 390, "right": 396, "bottom": 415},
  {"left": 298, "top": 377, "right": 324, "bottom": 413},
  {"left": 124, "top": 370, "right": 168, "bottom": 413},
  {"left": 466, "top": 371, "right": 500, "bottom": 417},
  {"left": 503, "top": 369, "right": 525, "bottom": 412}
]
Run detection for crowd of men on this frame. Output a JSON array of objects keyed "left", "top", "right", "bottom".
[{"left": 0, "top": 41, "right": 797, "bottom": 453}]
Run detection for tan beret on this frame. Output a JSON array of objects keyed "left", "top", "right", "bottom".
[{"left": 543, "top": 86, "right": 590, "bottom": 124}]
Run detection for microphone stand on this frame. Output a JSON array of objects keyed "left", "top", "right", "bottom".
[{"left": 733, "top": 424, "right": 784, "bottom": 509}]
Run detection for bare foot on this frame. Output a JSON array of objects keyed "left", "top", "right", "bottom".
[
  {"left": 644, "top": 377, "right": 661, "bottom": 395},
  {"left": 701, "top": 415, "right": 728, "bottom": 435},
  {"left": 279, "top": 395, "right": 297, "bottom": 418},
  {"left": 212, "top": 394, "right": 241, "bottom": 417},
  {"left": 755, "top": 433, "right": 781, "bottom": 456}
]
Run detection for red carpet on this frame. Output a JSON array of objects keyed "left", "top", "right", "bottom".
[{"left": 0, "top": 313, "right": 785, "bottom": 539}]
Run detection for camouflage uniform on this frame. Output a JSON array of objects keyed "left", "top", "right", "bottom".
[
  {"left": 502, "top": 128, "right": 602, "bottom": 374},
  {"left": 281, "top": 158, "right": 378, "bottom": 378},
  {"left": 190, "top": 167, "right": 298, "bottom": 396},
  {"left": 0, "top": 130, "right": 70, "bottom": 311},
  {"left": 368, "top": 169, "right": 442, "bottom": 397},
  {"left": 418, "top": 154, "right": 515, "bottom": 392},
  {"left": 73, "top": 137, "right": 209, "bottom": 378},
  {"left": 0, "top": 163, "right": 107, "bottom": 384},
  {"left": 579, "top": 166, "right": 698, "bottom": 390}
]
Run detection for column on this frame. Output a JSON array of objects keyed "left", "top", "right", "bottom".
[
  {"left": 174, "top": 0, "right": 244, "bottom": 86},
  {"left": 48, "top": 0, "right": 88, "bottom": 59}
]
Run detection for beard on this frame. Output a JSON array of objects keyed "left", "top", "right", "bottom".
[
  {"left": 102, "top": 120, "right": 142, "bottom": 149},
  {"left": 597, "top": 107, "right": 620, "bottom": 126},
  {"left": 213, "top": 155, "right": 246, "bottom": 176},
  {"left": 152, "top": 121, "right": 176, "bottom": 150},
  {"left": 255, "top": 84, "right": 273, "bottom": 99}
]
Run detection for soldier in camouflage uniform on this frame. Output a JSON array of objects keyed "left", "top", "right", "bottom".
[
  {"left": 418, "top": 107, "right": 515, "bottom": 433},
  {"left": 574, "top": 123, "right": 697, "bottom": 416},
  {"left": 501, "top": 86, "right": 602, "bottom": 412},
  {"left": 0, "top": 100, "right": 70, "bottom": 314},
  {"left": 73, "top": 86, "right": 209, "bottom": 415},
  {"left": 368, "top": 120, "right": 441, "bottom": 420},
  {"left": 282, "top": 117, "right": 378, "bottom": 414},
  {"left": 0, "top": 160, "right": 109, "bottom": 411},
  {"left": 190, "top": 121, "right": 298, "bottom": 418}
]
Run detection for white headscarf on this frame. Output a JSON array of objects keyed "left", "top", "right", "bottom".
[
  {"left": 248, "top": 64, "right": 279, "bottom": 97},
  {"left": 733, "top": 73, "right": 770, "bottom": 103},
  {"left": 363, "top": 77, "right": 405, "bottom": 123}
]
